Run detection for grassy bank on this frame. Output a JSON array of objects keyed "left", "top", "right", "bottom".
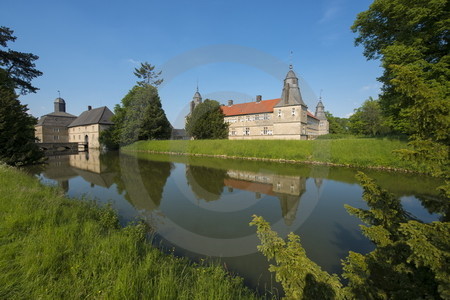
[
  {"left": 123, "top": 138, "right": 420, "bottom": 172},
  {"left": 0, "top": 165, "right": 259, "bottom": 299}
]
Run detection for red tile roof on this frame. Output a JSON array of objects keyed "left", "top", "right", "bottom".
[
  {"left": 224, "top": 178, "right": 275, "bottom": 196},
  {"left": 221, "top": 98, "right": 320, "bottom": 120},
  {"left": 221, "top": 98, "right": 281, "bottom": 116},
  {"left": 307, "top": 111, "right": 319, "bottom": 120}
]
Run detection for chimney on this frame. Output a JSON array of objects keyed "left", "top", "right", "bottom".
[
  {"left": 88, "top": 105, "right": 92, "bottom": 111},
  {"left": 228, "top": 100, "right": 233, "bottom": 106},
  {"left": 256, "top": 95, "right": 262, "bottom": 103}
]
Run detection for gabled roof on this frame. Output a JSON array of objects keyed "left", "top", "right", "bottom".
[
  {"left": 68, "top": 106, "right": 114, "bottom": 127},
  {"left": 36, "top": 112, "right": 77, "bottom": 126},
  {"left": 221, "top": 98, "right": 281, "bottom": 116}
]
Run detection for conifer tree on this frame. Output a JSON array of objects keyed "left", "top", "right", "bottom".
[{"left": 0, "top": 83, "right": 43, "bottom": 165}]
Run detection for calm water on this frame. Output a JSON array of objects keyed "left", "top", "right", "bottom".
[{"left": 29, "top": 150, "right": 444, "bottom": 294}]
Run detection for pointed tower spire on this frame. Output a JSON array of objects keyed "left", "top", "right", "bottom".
[{"left": 275, "top": 63, "right": 306, "bottom": 107}]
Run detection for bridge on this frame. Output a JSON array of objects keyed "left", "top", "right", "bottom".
[{"left": 37, "top": 142, "right": 88, "bottom": 155}]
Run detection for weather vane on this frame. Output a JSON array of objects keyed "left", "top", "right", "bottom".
[
  {"left": 57, "top": 90, "right": 61, "bottom": 98},
  {"left": 289, "top": 50, "right": 293, "bottom": 69}
]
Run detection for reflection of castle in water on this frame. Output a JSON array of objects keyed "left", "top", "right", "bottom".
[
  {"left": 225, "top": 170, "right": 308, "bottom": 226},
  {"left": 40, "top": 149, "right": 116, "bottom": 192}
]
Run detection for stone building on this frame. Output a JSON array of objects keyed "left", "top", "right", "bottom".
[
  {"left": 220, "top": 66, "right": 329, "bottom": 140},
  {"left": 36, "top": 99, "right": 114, "bottom": 149},
  {"left": 35, "top": 98, "right": 77, "bottom": 143},
  {"left": 68, "top": 106, "right": 114, "bottom": 149}
]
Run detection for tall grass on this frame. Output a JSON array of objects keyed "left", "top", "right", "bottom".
[
  {"left": 124, "top": 138, "right": 420, "bottom": 172},
  {"left": 0, "top": 165, "right": 260, "bottom": 299}
]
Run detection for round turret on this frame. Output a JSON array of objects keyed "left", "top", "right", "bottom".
[{"left": 54, "top": 97, "right": 66, "bottom": 113}]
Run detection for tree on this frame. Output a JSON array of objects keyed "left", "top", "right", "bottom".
[
  {"left": 351, "top": 0, "right": 449, "bottom": 191},
  {"left": 348, "top": 97, "right": 389, "bottom": 136},
  {"left": 251, "top": 173, "right": 450, "bottom": 299},
  {"left": 0, "top": 79, "right": 44, "bottom": 165},
  {"left": 324, "top": 111, "right": 349, "bottom": 134},
  {"left": 185, "top": 99, "right": 228, "bottom": 139},
  {"left": 0, "top": 26, "right": 42, "bottom": 94},
  {"left": 133, "top": 62, "right": 163, "bottom": 87},
  {"left": 100, "top": 84, "right": 171, "bottom": 148}
]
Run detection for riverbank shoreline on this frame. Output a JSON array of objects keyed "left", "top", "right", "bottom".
[
  {"left": 0, "top": 164, "right": 260, "bottom": 299},
  {"left": 122, "top": 139, "right": 424, "bottom": 174}
]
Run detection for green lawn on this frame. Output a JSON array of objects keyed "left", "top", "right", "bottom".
[
  {"left": 123, "top": 138, "right": 420, "bottom": 172},
  {"left": 0, "top": 165, "right": 259, "bottom": 299}
]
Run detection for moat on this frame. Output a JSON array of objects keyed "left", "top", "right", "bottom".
[{"left": 28, "top": 150, "right": 445, "bottom": 294}]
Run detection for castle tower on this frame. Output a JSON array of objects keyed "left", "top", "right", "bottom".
[
  {"left": 277, "top": 65, "right": 306, "bottom": 107},
  {"left": 273, "top": 65, "right": 308, "bottom": 139},
  {"left": 54, "top": 97, "right": 66, "bottom": 113},
  {"left": 190, "top": 86, "right": 203, "bottom": 114},
  {"left": 315, "top": 98, "right": 326, "bottom": 120},
  {"left": 315, "top": 97, "right": 329, "bottom": 135}
]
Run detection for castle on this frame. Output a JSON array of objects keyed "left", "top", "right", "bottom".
[
  {"left": 35, "top": 98, "right": 114, "bottom": 149},
  {"left": 188, "top": 66, "right": 329, "bottom": 140}
]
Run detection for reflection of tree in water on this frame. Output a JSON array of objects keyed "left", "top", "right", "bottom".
[
  {"left": 138, "top": 158, "right": 173, "bottom": 208},
  {"left": 186, "top": 165, "right": 226, "bottom": 202},
  {"left": 416, "top": 194, "right": 449, "bottom": 222},
  {"left": 118, "top": 153, "right": 173, "bottom": 212}
]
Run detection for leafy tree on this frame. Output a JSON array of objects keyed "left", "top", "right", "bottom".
[
  {"left": 348, "top": 97, "right": 389, "bottom": 136},
  {"left": 351, "top": 0, "right": 450, "bottom": 192},
  {"left": 251, "top": 172, "right": 450, "bottom": 299},
  {"left": 324, "top": 111, "right": 349, "bottom": 134},
  {"left": 0, "top": 26, "right": 42, "bottom": 95},
  {"left": 100, "top": 84, "right": 171, "bottom": 148},
  {"left": 134, "top": 62, "right": 163, "bottom": 87},
  {"left": 0, "top": 79, "right": 44, "bottom": 165},
  {"left": 185, "top": 99, "right": 228, "bottom": 139}
]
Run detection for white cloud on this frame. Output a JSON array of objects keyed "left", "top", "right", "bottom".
[
  {"left": 318, "top": 4, "right": 340, "bottom": 24},
  {"left": 126, "top": 58, "right": 141, "bottom": 66},
  {"left": 360, "top": 83, "right": 380, "bottom": 92},
  {"left": 345, "top": 112, "right": 353, "bottom": 118}
]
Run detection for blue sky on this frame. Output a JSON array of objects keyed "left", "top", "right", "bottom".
[{"left": 2, "top": 0, "right": 382, "bottom": 128}]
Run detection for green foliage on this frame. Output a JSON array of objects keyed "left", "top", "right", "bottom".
[
  {"left": 185, "top": 99, "right": 228, "bottom": 139},
  {"left": 348, "top": 97, "right": 390, "bottom": 136},
  {"left": 0, "top": 26, "right": 42, "bottom": 94},
  {"left": 0, "top": 84, "right": 44, "bottom": 166},
  {"left": 250, "top": 216, "right": 344, "bottom": 300},
  {"left": 324, "top": 111, "right": 349, "bottom": 134},
  {"left": 0, "top": 165, "right": 259, "bottom": 299},
  {"left": 352, "top": 0, "right": 450, "bottom": 192},
  {"left": 133, "top": 61, "right": 163, "bottom": 87},
  {"left": 251, "top": 172, "right": 450, "bottom": 299},
  {"left": 100, "top": 84, "right": 171, "bottom": 148}
]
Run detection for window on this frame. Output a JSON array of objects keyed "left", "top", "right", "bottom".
[
  {"left": 246, "top": 116, "right": 250, "bottom": 122},
  {"left": 263, "top": 127, "right": 268, "bottom": 135},
  {"left": 73, "top": 135, "right": 75, "bottom": 140},
  {"left": 244, "top": 127, "right": 250, "bottom": 135},
  {"left": 230, "top": 130, "right": 236, "bottom": 136},
  {"left": 278, "top": 109, "right": 282, "bottom": 118},
  {"left": 263, "top": 113, "right": 269, "bottom": 120},
  {"left": 53, "top": 135, "right": 59, "bottom": 140},
  {"left": 254, "top": 114, "right": 260, "bottom": 121},
  {"left": 92, "top": 126, "right": 95, "bottom": 130},
  {"left": 53, "top": 128, "right": 60, "bottom": 132},
  {"left": 292, "top": 108, "right": 296, "bottom": 116}
]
